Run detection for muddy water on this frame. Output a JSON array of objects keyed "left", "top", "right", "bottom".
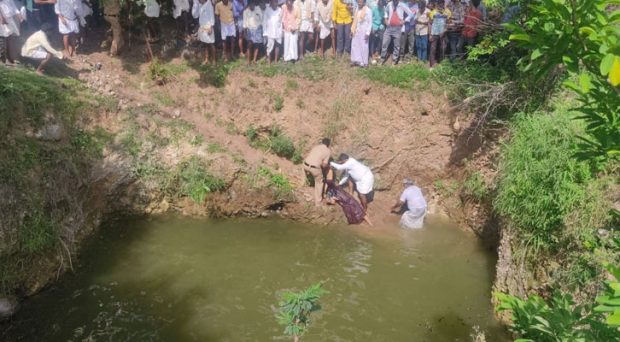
[{"left": 2, "top": 216, "right": 506, "bottom": 341}]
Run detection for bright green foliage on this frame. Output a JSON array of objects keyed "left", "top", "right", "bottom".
[
  {"left": 20, "top": 209, "right": 57, "bottom": 253},
  {"left": 507, "top": 0, "right": 620, "bottom": 162},
  {"left": 276, "top": 283, "right": 328, "bottom": 340},
  {"left": 268, "top": 126, "right": 295, "bottom": 159},
  {"left": 496, "top": 289, "right": 619, "bottom": 341},
  {"left": 176, "top": 157, "right": 226, "bottom": 203},
  {"left": 595, "top": 264, "right": 620, "bottom": 327},
  {"left": 494, "top": 112, "right": 592, "bottom": 251}
]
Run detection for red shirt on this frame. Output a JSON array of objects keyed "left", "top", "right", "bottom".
[{"left": 462, "top": 7, "right": 482, "bottom": 38}]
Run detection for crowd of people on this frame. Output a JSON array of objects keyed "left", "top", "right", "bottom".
[
  {"left": 186, "top": 0, "right": 486, "bottom": 66},
  {"left": 1, "top": 0, "right": 487, "bottom": 72},
  {"left": 304, "top": 138, "right": 428, "bottom": 229}
]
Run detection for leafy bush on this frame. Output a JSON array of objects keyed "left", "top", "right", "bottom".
[
  {"left": 507, "top": 0, "right": 620, "bottom": 163},
  {"left": 147, "top": 58, "right": 176, "bottom": 85},
  {"left": 246, "top": 125, "right": 300, "bottom": 162},
  {"left": 276, "top": 283, "right": 327, "bottom": 341},
  {"left": 176, "top": 157, "right": 226, "bottom": 203},
  {"left": 198, "top": 63, "right": 231, "bottom": 88},
  {"left": 257, "top": 166, "right": 294, "bottom": 200},
  {"left": 496, "top": 264, "right": 620, "bottom": 341},
  {"left": 494, "top": 112, "right": 593, "bottom": 251}
]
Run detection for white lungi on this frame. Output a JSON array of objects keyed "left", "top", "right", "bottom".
[
  {"left": 318, "top": 20, "right": 332, "bottom": 39},
  {"left": 282, "top": 31, "right": 298, "bottom": 61},
  {"left": 25, "top": 46, "right": 48, "bottom": 59},
  {"left": 58, "top": 17, "right": 79, "bottom": 34},
  {"left": 400, "top": 207, "right": 427, "bottom": 229},
  {"left": 355, "top": 171, "right": 374, "bottom": 195},
  {"left": 198, "top": 26, "right": 215, "bottom": 43},
  {"left": 220, "top": 22, "right": 236, "bottom": 38},
  {"left": 299, "top": 20, "right": 313, "bottom": 32}
]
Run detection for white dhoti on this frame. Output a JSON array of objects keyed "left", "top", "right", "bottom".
[
  {"left": 318, "top": 20, "right": 332, "bottom": 39},
  {"left": 299, "top": 19, "right": 313, "bottom": 33},
  {"left": 25, "top": 46, "right": 49, "bottom": 59},
  {"left": 355, "top": 171, "right": 374, "bottom": 195},
  {"left": 282, "top": 31, "right": 298, "bottom": 61},
  {"left": 400, "top": 207, "right": 427, "bottom": 229},
  {"left": 266, "top": 36, "right": 281, "bottom": 54},
  {"left": 220, "top": 22, "right": 236, "bottom": 38},
  {"left": 58, "top": 17, "right": 80, "bottom": 34},
  {"left": 198, "top": 26, "right": 215, "bottom": 43},
  {"left": 0, "top": 16, "right": 20, "bottom": 37}
]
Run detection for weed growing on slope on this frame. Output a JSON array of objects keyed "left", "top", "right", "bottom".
[
  {"left": 462, "top": 171, "right": 488, "bottom": 201},
  {"left": 175, "top": 156, "right": 226, "bottom": 203},
  {"left": 273, "top": 93, "right": 284, "bottom": 112},
  {"left": 257, "top": 166, "right": 294, "bottom": 200},
  {"left": 246, "top": 125, "right": 300, "bottom": 161}
]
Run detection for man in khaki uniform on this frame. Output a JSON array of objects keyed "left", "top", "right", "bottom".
[{"left": 303, "top": 138, "right": 332, "bottom": 206}]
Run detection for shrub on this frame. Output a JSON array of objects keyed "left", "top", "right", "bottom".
[
  {"left": 494, "top": 112, "right": 593, "bottom": 252},
  {"left": 198, "top": 63, "right": 231, "bottom": 88},
  {"left": 176, "top": 157, "right": 226, "bottom": 203},
  {"left": 276, "top": 283, "right": 328, "bottom": 341},
  {"left": 269, "top": 127, "right": 295, "bottom": 159},
  {"left": 147, "top": 58, "right": 175, "bottom": 85},
  {"left": 273, "top": 94, "right": 284, "bottom": 112},
  {"left": 257, "top": 166, "right": 293, "bottom": 200},
  {"left": 496, "top": 264, "right": 620, "bottom": 341}
]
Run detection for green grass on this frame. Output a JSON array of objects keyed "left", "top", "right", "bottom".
[
  {"left": 20, "top": 209, "right": 57, "bottom": 253},
  {"left": 462, "top": 171, "right": 488, "bottom": 201},
  {"left": 207, "top": 142, "right": 226, "bottom": 153},
  {"left": 197, "top": 63, "right": 233, "bottom": 87},
  {"left": 247, "top": 55, "right": 330, "bottom": 81},
  {"left": 360, "top": 62, "right": 432, "bottom": 89},
  {"left": 494, "top": 111, "right": 594, "bottom": 252}
]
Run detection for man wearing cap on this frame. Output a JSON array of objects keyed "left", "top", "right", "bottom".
[
  {"left": 330, "top": 153, "right": 374, "bottom": 211},
  {"left": 390, "top": 178, "right": 427, "bottom": 229},
  {"left": 303, "top": 138, "right": 332, "bottom": 206}
]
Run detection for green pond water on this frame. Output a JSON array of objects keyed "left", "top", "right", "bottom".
[{"left": 1, "top": 216, "right": 506, "bottom": 341}]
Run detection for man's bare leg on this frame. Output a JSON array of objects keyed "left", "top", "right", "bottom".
[
  {"left": 246, "top": 42, "right": 252, "bottom": 65},
  {"left": 363, "top": 215, "right": 373, "bottom": 226},
  {"left": 358, "top": 192, "right": 368, "bottom": 212},
  {"left": 253, "top": 46, "right": 259, "bottom": 63},
  {"left": 36, "top": 53, "right": 52, "bottom": 74},
  {"left": 274, "top": 46, "right": 279, "bottom": 63},
  {"left": 330, "top": 29, "right": 336, "bottom": 57},
  {"left": 63, "top": 34, "right": 70, "bottom": 57}
]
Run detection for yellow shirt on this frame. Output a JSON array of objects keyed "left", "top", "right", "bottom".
[
  {"left": 331, "top": 0, "right": 351, "bottom": 24},
  {"left": 215, "top": 1, "right": 234, "bottom": 24}
]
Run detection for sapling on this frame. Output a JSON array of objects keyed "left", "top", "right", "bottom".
[{"left": 276, "top": 282, "right": 327, "bottom": 342}]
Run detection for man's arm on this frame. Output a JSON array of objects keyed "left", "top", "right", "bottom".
[
  {"left": 402, "top": 3, "right": 413, "bottom": 23},
  {"left": 390, "top": 200, "right": 405, "bottom": 213}
]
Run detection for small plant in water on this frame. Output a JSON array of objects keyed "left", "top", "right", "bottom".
[{"left": 276, "top": 283, "right": 327, "bottom": 342}]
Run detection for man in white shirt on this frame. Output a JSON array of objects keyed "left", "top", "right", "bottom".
[
  {"left": 262, "top": 0, "right": 282, "bottom": 64},
  {"left": 390, "top": 178, "right": 427, "bottom": 229},
  {"left": 330, "top": 153, "right": 374, "bottom": 211},
  {"left": 21, "top": 22, "right": 65, "bottom": 74}
]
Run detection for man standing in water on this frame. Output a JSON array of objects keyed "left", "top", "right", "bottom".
[
  {"left": 303, "top": 138, "right": 332, "bottom": 206},
  {"left": 330, "top": 153, "right": 374, "bottom": 212},
  {"left": 390, "top": 178, "right": 427, "bottom": 229}
]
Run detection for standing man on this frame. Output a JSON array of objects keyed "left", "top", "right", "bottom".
[
  {"left": 303, "top": 138, "right": 332, "bottom": 206},
  {"left": 295, "top": 0, "right": 315, "bottom": 59},
  {"left": 390, "top": 178, "right": 427, "bottom": 229},
  {"left": 55, "top": 0, "right": 79, "bottom": 57},
  {"left": 215, "top": 0, "right": 236, "bottom": 61},
  {"left": 330, "top": 153, "right": 374, "bottom": 211},
  {"left": 379, "top": 0, "right": 412, "bottom": 65},
  {"left": 232, "top": 0, "right": 247, "bottom": 56},
  {"left": 331, "top": 0, "right": 351, "bottom": 57},
  {"left": 446, "top": 0, "right": 464, "bottom": 60},
  {"left": 262, "top": 0, "right": 282, "bottom": 64}
]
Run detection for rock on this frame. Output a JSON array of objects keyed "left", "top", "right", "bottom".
[
  {"left": 0, "top": 296, "right": 19, "bottom": 320},
  {"left": 172, "top": 109, "right": 181, "bottom": 118},
  {"left": 35, "top": 123, "right": 64, "bottom": 141}
]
